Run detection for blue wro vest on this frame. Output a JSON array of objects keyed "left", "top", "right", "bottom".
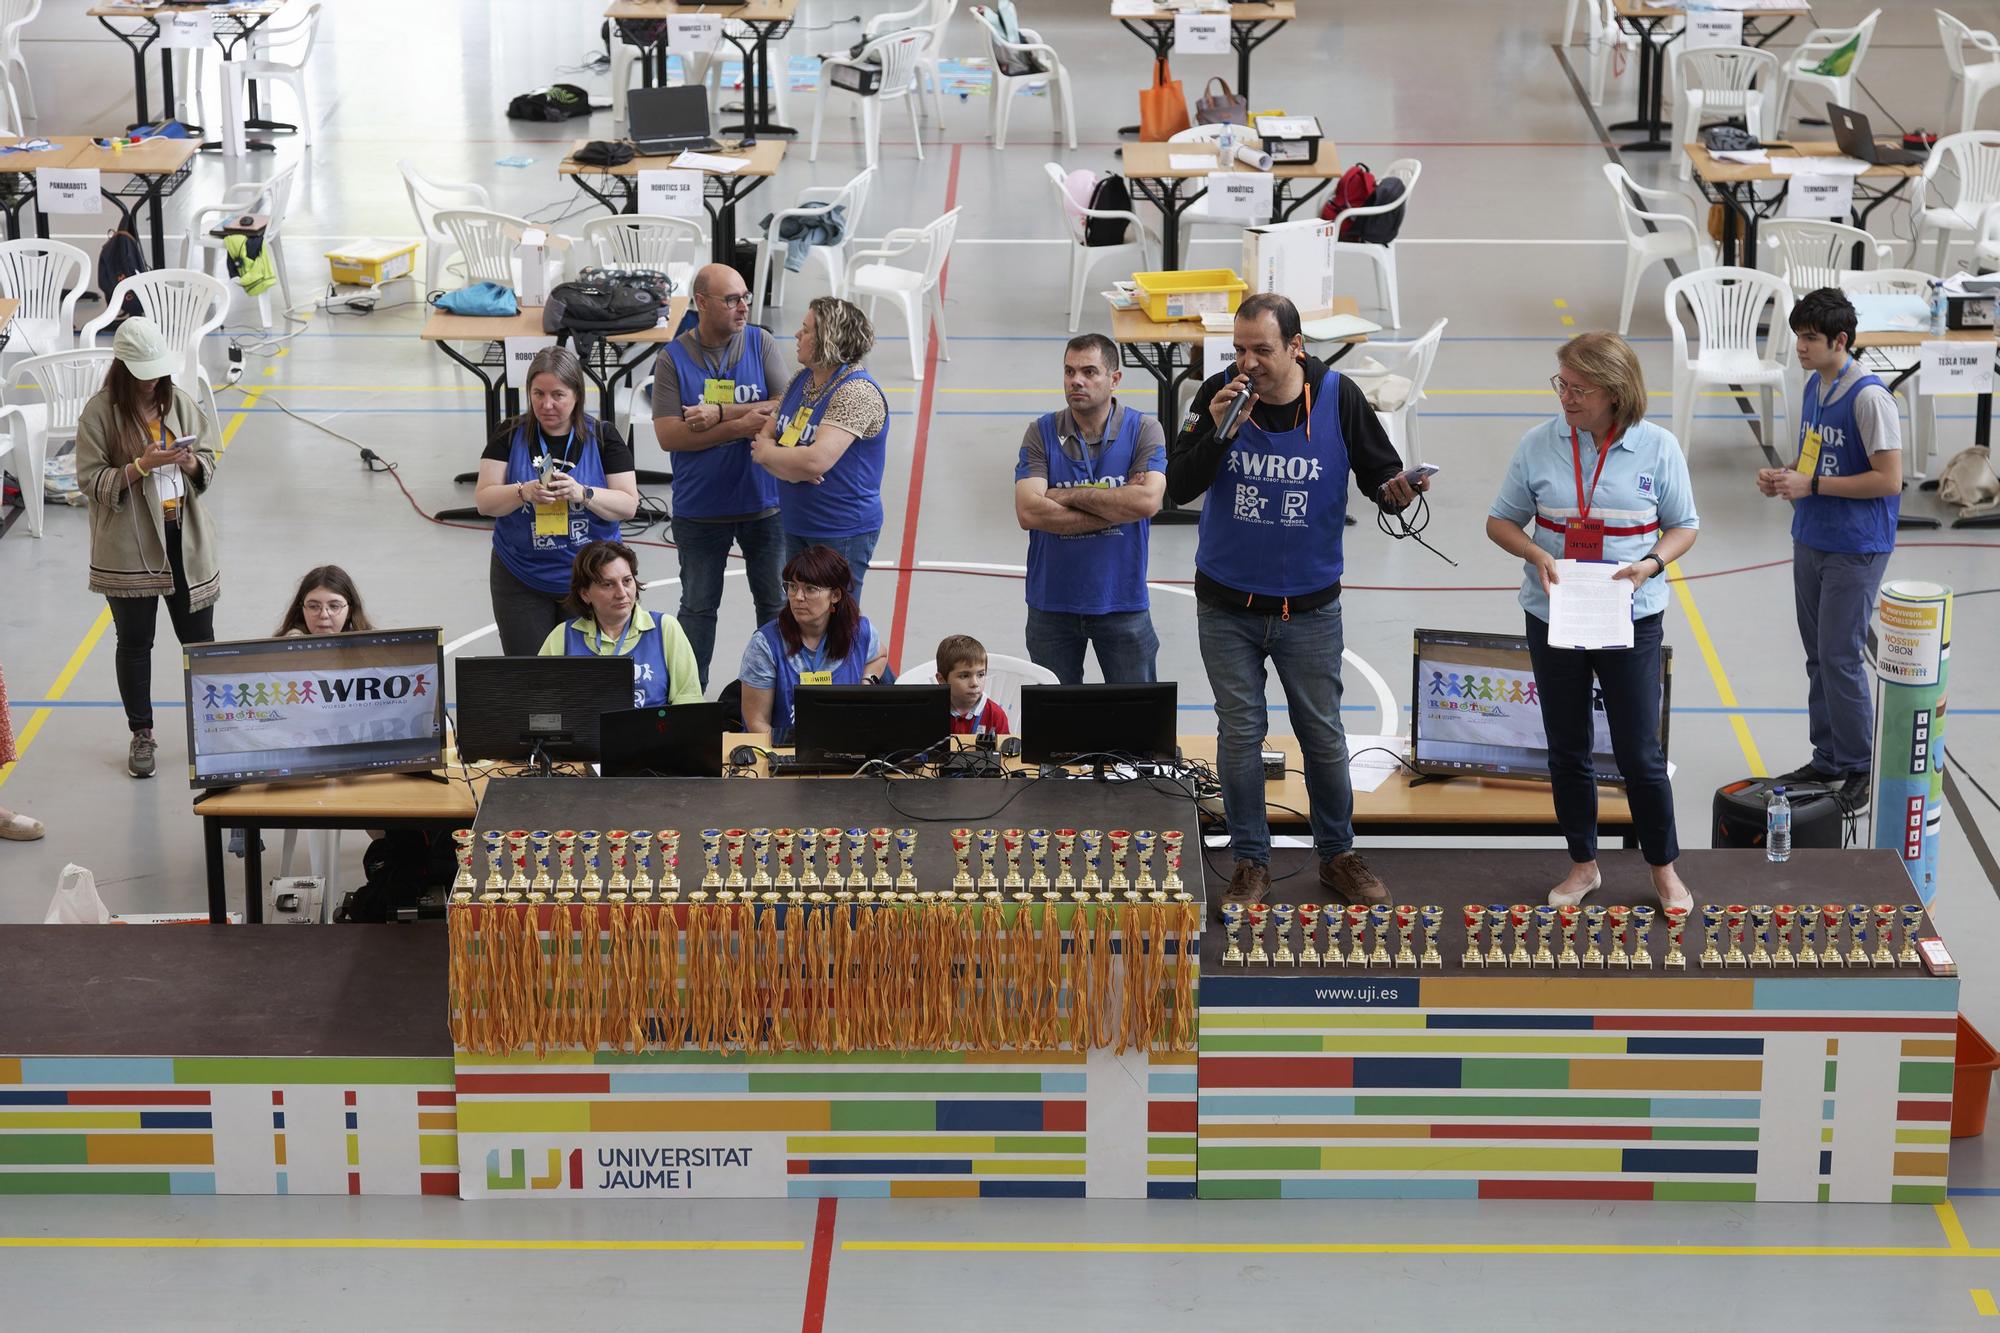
[
  {"left": 773, "top": 367, "right": 889, "bottom": 539},
  {"left": 663, "top": 328, "right": 781, "bottom": 519},
  {"left": 759, "top": 614, "right": 876, "bottom": 743},
  {"left": 1793, "top": 365, "right": 1898, "bottom": 554},
  {"left": 1195, "top": 368, "right": 1350, "bottom": 597},
  {"left": 1024, "top": 409, "right": 1152, "bottom": 615},
  {"left": 493, "top": 420, "right": 619, "bottom": 595},
  {"left": 565, "top": 617, "right": 673, "bottom": 708}
]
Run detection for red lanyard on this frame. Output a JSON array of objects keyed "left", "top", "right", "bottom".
[{"left": 1569, "top": 427, "right": 1616, "bottom": 519}]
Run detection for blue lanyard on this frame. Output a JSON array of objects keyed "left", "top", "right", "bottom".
[
  {"left": 598, "top": 616, "right": 636, "bottom": 657},
  {"left": 800, "top": 636, "right": 828, "bottom": 676},
  {"left": 1806, "top": 357, "right": 1853, "bottom": 437},
  {"left": 538, "top": 427, "right": 576, "bottom": 471}
]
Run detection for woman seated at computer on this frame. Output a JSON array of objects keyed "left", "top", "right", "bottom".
[
  {"left": 539, "top": 540, "right": 702, "bottom": 710},
  {"left": 474, "top": 346, "right": 641, "bottom": 656},
  {"left": 738, "top": 544, "right": 888, "bottom": 744},
  {"left": 275, "top": 566, "right": 374, "bottom": 637}
]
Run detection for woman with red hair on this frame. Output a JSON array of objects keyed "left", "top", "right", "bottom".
[{"left": 738, "top": 544, "right": 888, "bottom": 742}]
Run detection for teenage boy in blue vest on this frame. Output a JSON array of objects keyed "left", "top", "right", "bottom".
[
  {"left": 1013, "top": 333, "right": 1167, "bottom": 683},
  {"left": 1167, "top": 293, "right": 1430, "bottom": 913},
  {"left": 1756, "top": 287, "right": 1902, "bottom": 813},
  {"left": 652, "top": 263, "right": 790, "bottom": 689}
]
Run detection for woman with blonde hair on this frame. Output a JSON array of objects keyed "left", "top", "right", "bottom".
[
  {"left": 750, "top": 296, "right": 891, "bottom": 595},
  {"left": 1484, "top": 331, "right": 1699, "bottom": 912}
]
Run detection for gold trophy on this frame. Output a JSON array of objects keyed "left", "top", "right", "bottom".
[
  {"left": 505, "top": 830, "right": 531, "bottom": 892},
  {"left": 1272, "top": 904, "right": 1296, "bottom": 966},
  {"left": 870, "top": 827, "right": 894, "bottom": 889},
  {"left": 971, "top": 828, "right": 996, "bottom": 890},
  {"left": 1246, "top": 904, "right": 1270, "bottom": 965},
  {"left": 1026, "top": 830, "right": 1050, "bottom": 890},
  {"left": 607, "top": 830, "right": 632, "bottom": 893},
  {"left": 1420, "top": 907, "right": 1443, "bottom": 968},
  {"left": 1134, "top": 830, "right": 1157, "bottom": 891},
  {"left": 1347, "top": 906, "right": 1370, "bottom": 967},
  {"left": 1485, "top": 907, "right": 1507, "bottom": 967},
  {"left": 951, "top": 828, "right": 974, "bottom": 890},
  {"left": 630, "top": 829, "right": 655, "bottom": 898},
  {"left": 1396, "top": 905, "right": 1420, "bottom": 968},
  {"left": 1504, "top": 907, "right": 1528, "bottom": 968},
  {"left": 1531, "top": 906, "right": 1556, "bottom": 967},
  {"left": 1772, "top": 904, "right": 1796, "bottom": 967},
  {"left": 1055, "top": 829, "right": 1077, "bottom": 891},
  {"left": 1607, "top": 906, "right": 1631, "bottom": 968},
  {"left": 1795, "top": 902, "right": 1820, "bottom": 966},
  {"left": 526, "top": 831, "right": 553, "bottom": 893},
  {"left": 1462, "top": 906, "right": 1485, "bottom": 967},
  {"left": 773, "top": 829, "right": 797, "bottom": 889},
  {"left": 1901, "top": 905, "right": 1924, "bottom": 966},
  {"left": 659, "top": 829, "right": 681, "bottom": 896},
  {"left": 1847, "top": 905, "right": 1870, "bottom": 968},
  {"left": 1872, "top": 905, "right": 1896, "bottom": 968},
  {"left": 481, "top": 830, "right": 506, "bottom": 893},
  {"left": 896, "top": 829, "right": 919, "bottom": 891},
  {"left": 1221, "top": 903, "right": 1245, "bottom": 965},
  {"left": 1371, "top": 905, "right": 1395, "bottom": 968},
  {"left": 1664, "top": 906, "right": 1688, "bottom": 969},
  {"left": 1581, "top": 906, "right": 1606, "bottom": 968},
  {"left": 1630, "top": 905, "right": 1655, "bottom": 968},
  {"left": 452, "top": 830, "right": 476, "bottom": 893},
  {"left": 744, "top": 829, "right": 768, "bottom": 891},
  {"left": 579, "top": 831, "right": 604, "bottom": 901},
  {"left": 1108, "top": 831, "right": 1131, "bottom": 891},
  {"left": 792, "top": 827, "right": 818, "bottom": 891},
  {"left": 700, "top": 829, "right": 723, "bottom": 889},
  {"left": 1747, "top": 906, "right": 1772, "bottom": 967},
  {"left": 1698, "top": 906, "right": 1724, "bottom": 968},
  {"left": 723, "top": 829, "right": 747, "bottom": 890},
  {"left": 1297, "top": 904, "right": 1322, "bottom": 966},
  {"left": 554, "top": 830, "right": 579, "bottom": 893},
  {"left": 1558, "top": 906, "right": 1581, "bottom": 967},
  {"left": 845, "top": 829, "right": 869, "bottom": 890},
  {"left": 1723, "top": 905, "right": 1748, "bottom": 967},
  {"left": 1820, "top": 904, "right": 1845, "bottom": 970},
  {"left": 1002, "top": 829, "right": 1025, "bottom": 891},
  {"left": 821, "top": 829, "right": 846, "bottom": 891},
  {"left": 1161, "top": 830, "right": 1184, "bottom": 893},
  {"left": 1081, "top": 830, "right": 1104, "bottom": 892}
]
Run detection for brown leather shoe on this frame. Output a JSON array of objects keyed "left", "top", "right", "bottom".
[
  {"left": 1220, "top": 860, "right": 1271, "bottom": 916},
  {"left": 1320, "top": 851, "right": 1389, "bottom": 906}
]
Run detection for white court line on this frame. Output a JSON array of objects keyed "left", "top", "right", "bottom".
[
  {"left": 440, "top": 572, "right": 735, "bottom": 656},
  {"left": 915, "top": 560, "right": 1400, "bottom": 736}
]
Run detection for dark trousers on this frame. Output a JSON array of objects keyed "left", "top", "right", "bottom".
[
  {"left": 106, "top": 523, "right": 215, "bottom": 734},
  {"left": 489, "top": 552, "right": 569, "bottom": 658},
  {"left": 1525, "top": 610, "right": 1678, "bottom": 867}
]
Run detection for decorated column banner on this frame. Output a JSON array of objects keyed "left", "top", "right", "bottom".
[{"left": 1873, "top": 580, "right": 1952, "bottom": 904}]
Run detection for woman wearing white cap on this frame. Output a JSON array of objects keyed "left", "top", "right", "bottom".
[{"left": 74, "top": 317, "right": 220, "bottom": 779}]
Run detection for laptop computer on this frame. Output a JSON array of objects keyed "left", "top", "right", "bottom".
[
  {"left": 1827, "top": 103, "right": 1925, "bottom": 166},
  {"left": 628, "top": 85, "right": 720, "bottom": 157},
  {"left": 598, "top": 701, "right": 726, "bottom": 778}
]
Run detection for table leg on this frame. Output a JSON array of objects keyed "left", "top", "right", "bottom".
[
  {"left": 97, "top": 17, "right": 159, "bottom": 128},
  {"left": 204, "top": 817, "right": 226, "bottom": 923},
  {"left": 1130, "top": 175, "right": 1187, "bottom": 272},
  {"left": 1231, "top": 20, "right": 1284, "bottom": 102},
  {"left": 243, "top": 825, "right": 264, "bottom": 924},
  {"left": 434, "top": 339, "right": 504, "bottom": 521},
  {"left": 721, "top": 23, "right": 798, "bottom": 137},
  {"left": 141, "top": 176, "right": 169, "bottom": 271},
  {"left": 1609, "top": 19, "right": 1674, "bottom": 151},
  {"left": 1122, "top": 339, "right": 1200, "bottom": 525}
]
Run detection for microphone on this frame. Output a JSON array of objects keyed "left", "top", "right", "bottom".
[{"left": 1216, "top": 378, "right": 1254, "bottom": 439}]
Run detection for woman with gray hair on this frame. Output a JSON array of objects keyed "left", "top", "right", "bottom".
[
  {"left": 475, "top": 344, "right": 641, "bottom": 654},
  {"left": 751, "top": 295, "right": 891, "bottom": 595}
]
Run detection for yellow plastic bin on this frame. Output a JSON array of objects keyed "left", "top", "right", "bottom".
[
  {"left": 1953, "top": 1013, "right": 2000, "bottom": 1138},
  {"left": 1133, "top": 269, "right": 1248, "bottom": 323},
  {"left": 326, "top": 240, "right": 419, "bottom": 287}
]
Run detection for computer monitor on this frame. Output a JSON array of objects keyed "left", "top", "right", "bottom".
[
  {"left": 455, "top": 655, "right": 636, "bottom": 769},
  {"left": 599, "top": 701, "right": 726, "bottom": 778},
  {"left": 793, "top": 686, "right": 951, "bottom": 767},
  {"left": 1410, "top": 628, "right": 1673, "bottom": 784},
  {"left": 1019, "top": 683, "right": 1178, "bottom": 768},
  {"left": 182, "top": 628, "right": 447, "bottom": 788}
]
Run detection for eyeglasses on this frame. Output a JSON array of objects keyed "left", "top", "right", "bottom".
[
  {"left": 1550, "top": 376, "right": 1601, "bottom": 400},
  {"left": 303, "top": 600, "right": 348, "bottom": 616},
  {"left": 783, "top": 582, "right": 832, "bottom": 599},
  {"left": 703, "top": 292, "right": 751, "bottom": 309}
]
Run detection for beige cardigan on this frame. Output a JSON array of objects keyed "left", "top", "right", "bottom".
[{"left": 74, "top": 387, "right": 221, "bottom": 605}]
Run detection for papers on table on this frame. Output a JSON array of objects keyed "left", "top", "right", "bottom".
[
  {"left": 1110, "top": 0, "right": 1158, "bottom": 14},
  {"left": 671, "top": 150, "right": 746, "bottom": 174},
  {"left": 1301, "top": 313, "right": 1383, "bottom": 341},
  {"left": 1769, "top": 154, "right": 1871, "bottom": 175},
  {"left": 1547, "top": 560, "right": 1635, "bottom": 650},
  {"left": 1200, "top": 311, "right": 1235, "bottom": 331},
  {"left": 1169, "top": 153, "right": 1216, "bottom": 170},
  {"left": 1349, "top": 745, "right": 1404, "bottom": 794},
  {"left": 1707, "top": 148, "right": 1768, "bottom": 164},
  {"left": 1847, "top": 293, "right": 1932, "bottom": 333}
]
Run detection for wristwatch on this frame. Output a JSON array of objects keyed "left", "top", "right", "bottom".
[
  {"left": 583, "top": 485, "right": 595, "bottom": 503},
  {"left": 1810, "top": 474, "right": 1820, "bottom": 496},
  {"left": 1645, "top": 553, "right": 1665, "bottom": 578}
]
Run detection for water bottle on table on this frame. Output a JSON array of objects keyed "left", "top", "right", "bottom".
[{"left": 1766, "top": 786, "right": 1792, "bottom": 863}]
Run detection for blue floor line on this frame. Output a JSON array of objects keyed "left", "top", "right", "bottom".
[{"left": 1948, "top": 1187, "right": 2000, "bottom": 1196}]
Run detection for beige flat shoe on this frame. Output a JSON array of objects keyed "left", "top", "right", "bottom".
[
  {"left": 0, "top": 813, "right": 44, "bottom": 841},
  {"left": 1548, "top": 870, "right": 1601, "bottom": 908}
]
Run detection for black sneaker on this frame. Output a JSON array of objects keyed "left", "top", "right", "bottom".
[
  {"left": 1775, "top": 761, "right": 1836, "bottom": 786},
  {"left": 1837, "top": 772, "right": 1870, "bottom": 815}
]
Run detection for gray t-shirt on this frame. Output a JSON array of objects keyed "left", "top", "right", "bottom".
[
  {"left": 649, "top": 327, "right": 791, "bottom": 419},
  {"left": 1808, "top": 359, "right": 1902, "bottom": 456},
  {"left": 1016, "top": 400, "right": 1167, "bottom": 480}
]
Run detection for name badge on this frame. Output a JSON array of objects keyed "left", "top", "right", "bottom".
[
  {"left": 777, "top": 408, "right": 811, "bottom": 447},
  {"left": 534, "top": 497, "right": 569, "bottom": 537},
  {"left": 1797, "top": 427, "right": 1823, "bottom": 477},
  {"left": 798, "top": 670, "right": 833, "bottom": 686},
  {"left": 703, "top": 377, "right": 736, "bottom": 406},
  {"left": 1562, "top": 517, "right": 1605, "bottom": 561}
]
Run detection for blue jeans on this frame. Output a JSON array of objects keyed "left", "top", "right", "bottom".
[
  {"left": 672, "top": 513, "right": 786, "bottom": 690},
  {"left": 1025, "top": 607, "right": 1160, "bottom": 684},
  {"left": 784, "top": 529, "right": 880, "bottom": 600},
  {"left": 1794, "top": 543, "right": 1891, "bottom": 776},
  {"left": 1525, "top": 611, "right": 1679, "bottom": 867},
  {"left": 1197, "top": 598, "right": 1353, "bottom": 865}
]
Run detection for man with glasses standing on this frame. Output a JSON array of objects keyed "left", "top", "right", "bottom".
[{"left": 653, "top": 263, "right": 790, "bottom": 689}]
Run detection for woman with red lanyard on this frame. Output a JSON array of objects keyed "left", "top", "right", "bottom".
[{"left": 1485, "top": 332, "right": 1700, "bottom": 911}]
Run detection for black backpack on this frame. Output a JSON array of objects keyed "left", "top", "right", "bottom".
[
  {"left": 543, "top": 268, "right": 670, "bottom": 342},
  {"left": 1349, "top": 176, "right": 1407, "bottom": 246},
  {"left": 1085, "top": 175, "right": 1133, "bottom": 247},
  {"left": 507, "top": 83, "right": 593, "bottom": 122},
  {"left": 337, "top": 829, "right": 456, "bottom": 923},
  {"left": 97, "top": 228, "right": 147, "bottom": 320}
]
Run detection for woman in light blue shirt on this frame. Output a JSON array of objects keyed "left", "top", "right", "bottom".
[{"left": 1485, "top": 332, "right": 1699, "bottom": 913}]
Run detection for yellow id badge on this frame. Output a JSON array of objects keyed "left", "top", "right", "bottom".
[
  {"left": 534, "top": 498, "right": 569, "bottom": 537},
  {"left": 777, "top": 408, "right": 810, "bottom": 447},
  {"left": 703, "top": 377, "right": 736, "bottom": 406},
  {"left": 1797, "top": 428, "right": 1823, "bottom": 477},
  {"left": 798, "top": 670, "right": 833, "bottom": 686}
]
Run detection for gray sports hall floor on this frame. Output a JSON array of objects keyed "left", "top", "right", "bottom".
[{"left": 3, "top": 0, "right": 2000, "bottom": 1328}]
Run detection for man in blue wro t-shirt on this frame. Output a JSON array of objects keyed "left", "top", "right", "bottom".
[
  {"left": 1756, "top": 286, "right": 1903, "bottom": 814},
  {"left": 1013, "top": 333, "right": 1167, "bottom": 683},
  {"left": 1166, "top": 292, "right": 1430, "bottom": 917}
]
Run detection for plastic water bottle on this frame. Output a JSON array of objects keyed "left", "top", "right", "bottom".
[
  {"left": 1931, "top": 281, "right": 1948, "bottom": 335},
  {"left": 1766, "top": 786, "right": 1792, "bottom": 863}
]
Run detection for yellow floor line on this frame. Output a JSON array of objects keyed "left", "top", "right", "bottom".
[
  {"left": 1665, "top": 559, "right": 1766, "bottom": 777},
  {"left": 1940, "top": 1200, "right": 1974, "bottom": 1253},
  {"left": 1973, "top": 1288, "right": 1998, "bottom": 1316},
  {"left": 841, "top": 1239, "right": 2000, "bottom": 1259},
  {"left": 0, "top": 1236, "right": 802, "bottom": 1253}
]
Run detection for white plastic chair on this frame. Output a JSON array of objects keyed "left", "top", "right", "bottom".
[
  {"left": 866, "top": 0, "right": 957, "bottom": 131},
  {"left": 0, "top": 0, "right": 38, "bottom": 130},
  {"left": 582, "top": 214, "right": 706, "bottom": 294},
  {"left": 975, "top": 12, "right": 1075, "bottom": 150},
  {"left": 1585, "top": 0, "right": 1640, "bottom": 107},
  {"left": 1044, "top": 163, "right": 1154, "bottom": 333},
  {"left": 1603, "top": 162, "right": 1716, "bottom": 335},
  {"left": 7, "top": 349, "right": 117, "bottom": 537},
  {"left": 1760, "top": 218, "right": 1890, "bottom": 298},
  {"left": 810, "top": 29, "right": 931, "bottom": 168},
  {"left": 847, "top": 207, "right": 961, "bottom": 381},
  {"left": 1164, "top": 125, "right": 1254, "bottom": 258},
  {"left": 432, "top": 208, "right": 566, "bottom": 295},
  {"left": 399, "top": 161, "right": 493, "bottom": 294},
  {"left": 1772, "top": 9, "right": 1880, "bottom": 136},
  {"left": 1333, "top": 157, "right": 1420, "bottom": 329},
  {"left": 0, "top": 401, "right": 38, "bottom": 535},
  {"left": 896, "top": 652, "right": 1057, "bottom": 724},
  {"left": 1663, "top": 266, "right": 1793, "bottom": 454},
  {"left": 182, "top": 163, "right": 298, "bottom": 330},
  {"left": 751, "top": 167, "right": 874, "bottom": 317},
  {"left": 1912, "top": 130, "right": 2000, "bottom": 272},
  {"left": 1838, "top": 266, "right": 1942, "bottom": 478},
  {"left": 1357, "top": 317, "right": 1447, "bottom": 468},
  {"left": 1940, "top": 11, "right": 2000, "bottom": 133},
  {"left": 78, "top": 269, "right": 229, "bottom": 423},
  {"left": 1673, "top": 46, "right": 1778, "bottom": 181},
  {"left": 220, "top": 1, "right": 321, "bottom": 148},
  {"left": 0, "top": 238, "right": 86, "bottom": 358}
]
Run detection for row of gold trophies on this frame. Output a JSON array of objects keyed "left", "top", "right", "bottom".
[
  {"left": 1221, "top": 901, "right": 1931, "bottom": 970},
  {"left": 450, "top": 826, "right": 1190, "bottom": 906}
]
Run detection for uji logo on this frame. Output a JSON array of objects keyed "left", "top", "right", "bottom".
[{"left": 485, "top": 1146, "right": 584, "bottom": 1191}]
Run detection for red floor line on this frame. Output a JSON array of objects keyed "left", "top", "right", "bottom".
[
  {"left": 884, "top": 141, "right": 961, "bottom": 670},
  {"left": 801, "top": 1197, "right": 839, "bottom": 1333}
]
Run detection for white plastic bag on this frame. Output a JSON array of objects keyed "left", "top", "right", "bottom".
[{"left": 44, "top": 863, "right": 111, "bottom": 924}]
